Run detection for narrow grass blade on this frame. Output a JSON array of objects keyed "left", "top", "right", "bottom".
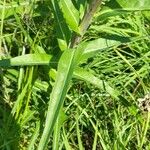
[
  {"left": 114, "top": 49, "right": 146, "bottom": 92},
  {"left": 11, "top": 82, "right": 29, "bottom": 117},
  {"left": 92, "top": 122, "right": 98, "bottom": 150},
  {"left": 140, "top": 112, "right": 150, "bottom": 149},
  {"left": 62, "top": 127, "right": 72, "bottom": 149},
  {"left": 76, "top": 112, "right": 84, "bottom": 150},
  {"left": 27, "top": 121, "right": 40, "bottom": 150},
  {"left": 52, "top": 109, "right": 66, "bottom": 150},
  {"left": 73, "top": 101, "right": 108, "bottom": 150}
]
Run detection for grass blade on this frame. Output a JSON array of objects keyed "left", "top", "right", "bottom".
[
  {"left": 76, "top": 112, "right": 84, "bottom": 150},
  {"left": 27, "top": 121, "right": 40, "bottom": 150}
]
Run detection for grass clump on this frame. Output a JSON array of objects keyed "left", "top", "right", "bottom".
[{"left": 0, "top": 0, "right": 150, "bottom": 149}]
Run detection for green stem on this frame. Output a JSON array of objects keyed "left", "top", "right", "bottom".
[{"left": 70, "top": 0, "right": 102, "bottom": 47}]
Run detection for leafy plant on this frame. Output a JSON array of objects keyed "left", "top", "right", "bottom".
[{"left": 0, "top": 0, "right": 150, "bottom": 149}]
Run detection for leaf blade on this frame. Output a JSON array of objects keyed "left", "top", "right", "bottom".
[
  {"left": 38, "top": 48, "right": 83, "bottom": 149},
  {"left": 60, "top": 0, "right": 80, "bottom": 33},
  {"left": 51, "top": 0, "right": 71, "bottom": 50},
  {"left": 0, "top": 54, "right": 52, "bottom": 67},
  {"left": 74, "top": 67, "right": 119, "bottom": 99}
]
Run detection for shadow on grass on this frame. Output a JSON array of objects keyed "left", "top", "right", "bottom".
[{"left": 0, "top": 74, "right": 21, "bottom": 150}]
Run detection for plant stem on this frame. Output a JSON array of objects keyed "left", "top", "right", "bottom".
[{"left": 70, "top": 0, "right": 102, "bottom": 48}]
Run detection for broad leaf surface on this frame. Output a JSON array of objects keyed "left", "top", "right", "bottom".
[
  {"left": 116, "top": 0, "right": 150, "bottom": 9},
  {"left": 51, "top": 0, "right": 71, "bottom": 50},
  {"left": 38, "top": 48, "right": 83, "bottom": 149},
  {"left": 80, "top": 38, "right": 122, "bottom": 61},
  {"left": 98, "top": 0, "right": 150, "bottom": 20},
  {"left": 80, "top": 36, "right": 146, "bottom": 61},
  {"left": 59, "top": 0, "right": 80, "bottom": 33},
  {"left": 0, "top": 54, "right": 52, "bottom": 67}
]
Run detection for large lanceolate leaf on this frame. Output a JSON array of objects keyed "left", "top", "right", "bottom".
[
  {"left": 98, "top": 0, "right": 150, "bottom": 20},
  {"left": 0, "top": 37, "right": 139, "bottom": 68},
  {"left": 74, "top": 67, "right": 119, "bottom": 99},
  {"left": 80, "top": 38, "right": 125, "bottom": 61},
  {"left": 80, "top": 36, "right": 146, "bottom": 61},
  {"left": 116, "top": 0, "right": 150, "bottom": 10},
  {"left": 51, "top": 0, "right": 71, "bottom": 51},
  {"left": 38, "top": 48, "right": 83, "bottom": 150},
  {"left": 59, "top": 0, "right": 80, "bottom": 33},
  {"left": 0, "top": 54, "right": 52, "bottom": 67},
  {"left": 0, "top": 37, "right": 142, "bottom": 68}
]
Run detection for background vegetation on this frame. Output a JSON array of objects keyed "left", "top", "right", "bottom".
[{"left": 0, "top": 0, "right": 150, "bottom": 149}]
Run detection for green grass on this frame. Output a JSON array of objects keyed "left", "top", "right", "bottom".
[{"left": 0, "top": 0, "right": 150, "bottom": 149}]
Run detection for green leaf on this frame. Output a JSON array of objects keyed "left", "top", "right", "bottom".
[
  {"left": 80, "top": 38, "right": 121, "bottom": 61},
  {"left": 0, "top": 54, "right": 52, "bottom": 67},
  {"left": 98, "top": 0, "right": 150, "bottom": 20},
  {"left": 116, "top": 0, "right": 150, "bottom": 10},
  {"left": 38, "top": 48, "right": 83, "bottom": 150},
  {"left": 59, "top": 0, "right": 80, "bottom": 33},
  {"left": 74, "top": 67, "right": 119, "bottom": 99},
  {"left": 51, "top": 0, "right": 71, "bottom": 50},
  {"left": 79, "top": 36, "right": 146, "bottom": 61},
  {"left": 53, "top": 109, "right": 67, "bottom": 150}
]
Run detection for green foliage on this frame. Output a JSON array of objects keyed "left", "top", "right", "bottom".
[
  {"left": 0, "top": 54, "right": 52, "bottom": 67},
  {"left": 50, "top": 0, "right": 71, "bottom": 50},
  {"left": 0, "top": 0, "right": 150, "bottom": 149},
  {"left": 59, "top": 0, "right": 80, "bottom": 33}
]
